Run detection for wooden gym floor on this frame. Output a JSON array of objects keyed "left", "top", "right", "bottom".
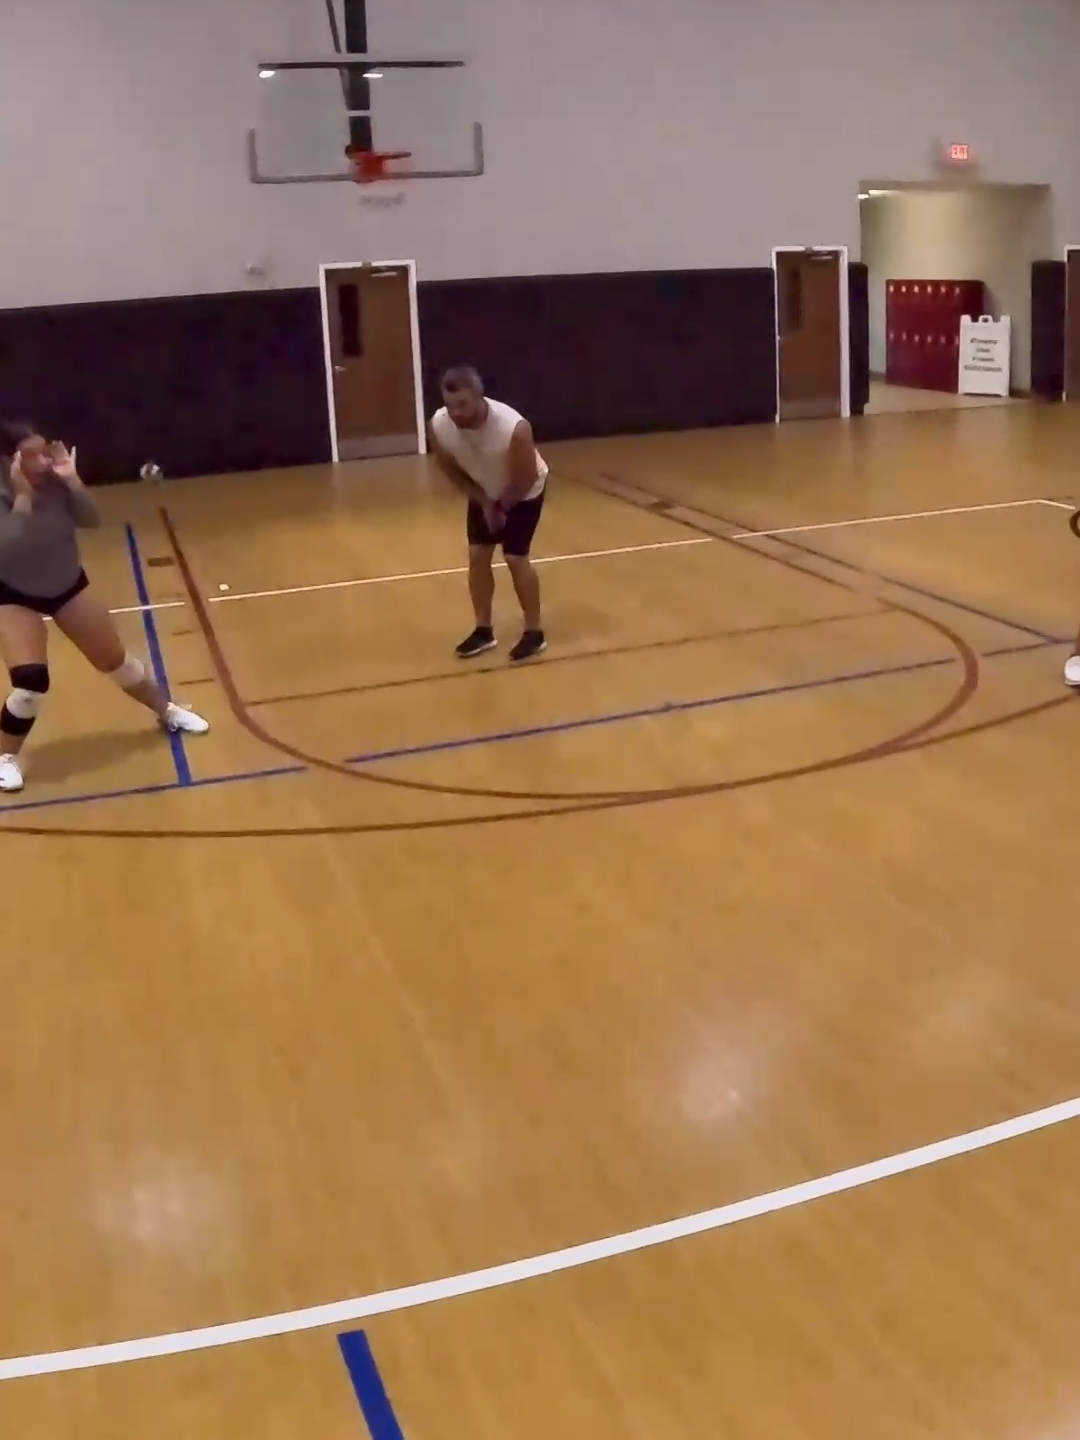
[
  {"left": 4, "top": 401, "right": 1080, "bottom": 1437},
  {"left": 866, "top": 378, "right": 1019, "bottom": 414}
]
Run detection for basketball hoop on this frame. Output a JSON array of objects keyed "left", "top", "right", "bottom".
[{"left": 345, "top": 145, "right": 413, "bottom": 185}]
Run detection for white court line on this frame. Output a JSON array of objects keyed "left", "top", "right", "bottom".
[
  {"left": 728, "top": 497, "right": 1046, "bottom": 540},
  {"left": 46, "top": 601, "right": 184, "bottom": 625},
  {"left": 196, "top": 499, "right": 1056, "bottom": 607},
  {"left": 109, "top": 601, "right": 186, "bottom": 616},
  {"left": 1036, "top": 498, "right": 1077, "bottom": 510},
  {"left": 205, "top": 536, "right": 714, "bottom": 604},
  {"left": 101, "top": 499, "right": 1062, "bottom": 615},
  {"left": 2, "top": 1091, "right": 1078, "bottom": 1380}
]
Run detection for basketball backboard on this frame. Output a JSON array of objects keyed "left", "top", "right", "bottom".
[{"left": 249, "top": 53, "right": 483, "bottom": 185}]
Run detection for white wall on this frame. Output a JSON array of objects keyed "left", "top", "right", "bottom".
[
  {"left": 1, "top": 0, "right": 1079, "bottom": 307},
  {"left": 860, "top": 187, "right": 1053, "bottom": 390}
]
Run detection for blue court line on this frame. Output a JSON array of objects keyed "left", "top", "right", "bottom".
[
  {"left": 338, "top": 1331, "right": 406, "bottom": 1440},
  {"left": 338, "top": 633, "right": 1068, "bottom": 766},
  {"left": 0, "top": 762, "right": 304, "bottom": 815},
  {"left": 866, "top": 572, "right": 1055, "bottom": 644},
  {"left": 341, "top": 655, "right": 955, "bottom": 763},
  {"left": 124, "top": 523, "right": 192, "bottom": 785},
  {"left": 592, "top": 475, "right": 1060, "bottom": 643},
  {"left": 767, "top": 532, "right": 1060, "bottom": 644},
  {"left": 0, "top": 634, "right": 1065, "bottom": 819},
  {"left": 987, "top": 636, "right": 1070, "bottom": 657}
]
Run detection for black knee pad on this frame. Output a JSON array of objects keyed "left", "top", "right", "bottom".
[
  {"left": 2, "top": 663, "right": 50, "bottom": 738},
  {"left": 10, "top": 664, "right": 50, "bottom": 695}
]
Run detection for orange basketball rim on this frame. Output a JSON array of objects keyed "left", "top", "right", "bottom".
[{"left": 344, "top": 145, "right": 413, "bottom": 184}]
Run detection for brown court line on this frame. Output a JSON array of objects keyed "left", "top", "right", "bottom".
[
  {"left": 4, "top": 480, "right": 1058, "bottom": 839},
  {"left": 245, "top": 609, "right": 887, "bottom": 709},
  {"left": 161, "top": 507, "right": 786, "bottom": 807},
  {"left": 587, "top": 469, "right": 1059, "bottom": 638},
  {"left": 574, "top": 470, "right": 1074, "bottom": 722},
  {"left": 160, "top": 503, "right": 979, "bottom": 809},
  {"left": 0, "top": 682, "right": 1063, "bottom": 841}
]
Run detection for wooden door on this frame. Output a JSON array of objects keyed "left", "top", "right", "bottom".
[
  {"left": 1065, "top": 250, "right": 1080, "bottom": 401},
  {"left": 325, "top": 265, "right": 418, "bottom": 459},
  {"left": 776, "top": 249, "right": 842, "bottom": 420}
]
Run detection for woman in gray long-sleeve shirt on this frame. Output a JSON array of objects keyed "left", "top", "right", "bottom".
[{"left": 0, "top": 422, "right": 209, "bottom": 794}]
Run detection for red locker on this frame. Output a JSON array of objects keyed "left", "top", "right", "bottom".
[{"left": 886, "top": 279, "right": 985, "bottom": 391}]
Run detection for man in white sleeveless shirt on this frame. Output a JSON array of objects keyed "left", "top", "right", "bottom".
[{"left": 429, "top": 367, "right": 548, "bottom": 661}]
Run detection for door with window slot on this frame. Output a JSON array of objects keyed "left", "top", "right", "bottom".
[
  {"left": 325, "top": 264, "right": 418, "bottom": 459},
  {"left": 775, "top": 249, "right": 842, "bottom": 420}
]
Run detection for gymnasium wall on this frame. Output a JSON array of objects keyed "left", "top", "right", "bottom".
[
  {"left": 0, "top": 261, "right": 854, "bottom": 481},
  {"left": 860, "top": 187, "right": 1053, "bottom": 391},
  {"left": 0, "top": 0, "right": 1070, "bottom": 473},
  {"left": 0, "top": 0, "right": 1076, "bottom": 306}
]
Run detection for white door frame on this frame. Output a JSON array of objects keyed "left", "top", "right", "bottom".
[
  {"left": 771, "top": 245, "right": 851, "bottom": 421},
  {"left": 1063, "top": 246, "right": 1080, "bottom": 399},
  {"left": 318, "top": 258, "right": 426, "bottom": 463}
]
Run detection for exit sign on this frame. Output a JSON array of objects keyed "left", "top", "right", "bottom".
[{"left": 948, "top": 143, "right": 971, "bottom": 161}]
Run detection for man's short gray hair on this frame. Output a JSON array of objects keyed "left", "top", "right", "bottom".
[{"left": 440, "top": 366, "right": 484, "bottom": 394}]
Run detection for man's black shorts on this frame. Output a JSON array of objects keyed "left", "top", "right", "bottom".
[{"left": 466, "top": 488, "right": 546, "bottom": 557}]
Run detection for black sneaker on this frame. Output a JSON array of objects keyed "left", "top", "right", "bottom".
[
  {"left": 509, "top": 629, "right": 547, "bottom": 662},
  {"left": 456, "top": 627, "right": 497, "bottom": 659}
]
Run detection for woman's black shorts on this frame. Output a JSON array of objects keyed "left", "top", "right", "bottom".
[{"left": 0, "top": 569, "right": 89, "bottom": 617}]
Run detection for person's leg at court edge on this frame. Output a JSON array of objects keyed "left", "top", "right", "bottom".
[
  {"left": 505, "top": 551, "right": 543, "bottom": 659},
  {"left": 1064, "top": 623, "right": 1080, "bottom": 686},
  {"left": 468, "top": 542, "right": 497, "bottom": 648},
  {"left": 495, "top": 489, "right": 546, "bottom": 660}
]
